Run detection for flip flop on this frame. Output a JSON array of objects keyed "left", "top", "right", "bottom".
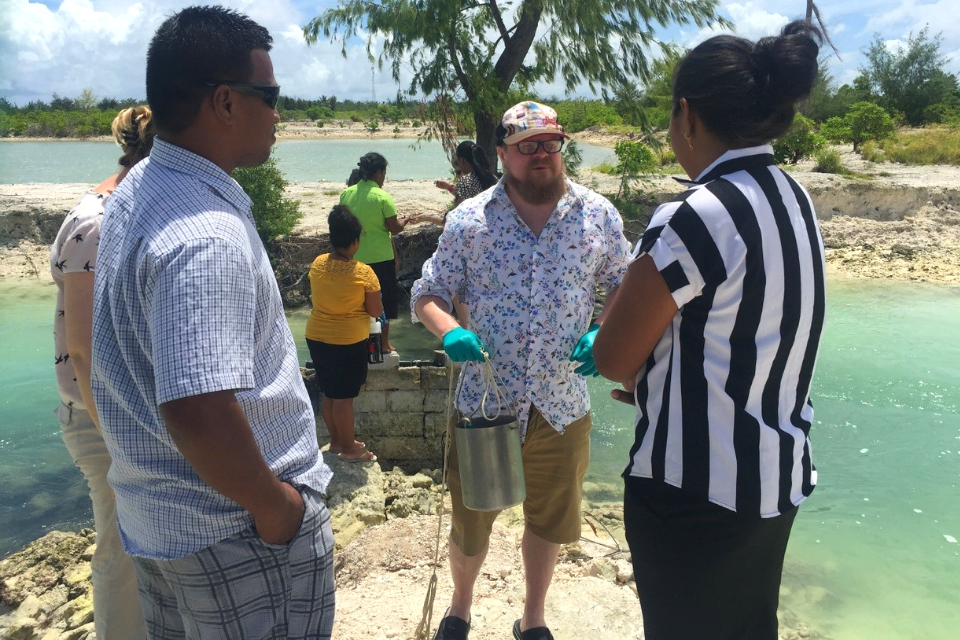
[{"left": 339, "top": 449, "right": 377, "bottom": 463}]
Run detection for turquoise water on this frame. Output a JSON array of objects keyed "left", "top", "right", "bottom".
[
  {"left": 0, "top": 139, "right": 615, "bottom": 184},
  {"left": 1, "top": 278, "right": 958, "bottom": 638}
]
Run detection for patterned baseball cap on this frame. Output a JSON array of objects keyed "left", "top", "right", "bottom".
[{"left": 498, "top": 101, "right": 570, "bottom": 145}]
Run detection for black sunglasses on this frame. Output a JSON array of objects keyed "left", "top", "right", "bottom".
[
  {"left": 515, "top": 138, "right": 565, "bottom": 155},
  {"left": 204, "top": 82, "right": 281, "bottom": 109}
]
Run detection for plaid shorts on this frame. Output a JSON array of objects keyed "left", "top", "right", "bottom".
[{"left": 132, "top": 487, "right": 335, "bottom": 639}]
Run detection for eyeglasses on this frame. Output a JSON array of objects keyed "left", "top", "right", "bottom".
[
  {"left": 203, "top": 82, "right": 281, "bottom": 109},
  {"left": 514, "top": 138, "right": 565, "bottom": 155}
]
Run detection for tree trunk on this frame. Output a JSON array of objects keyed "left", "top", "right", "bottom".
[{"left": 474, "top": 111, "right": 500, "bottom": 174}]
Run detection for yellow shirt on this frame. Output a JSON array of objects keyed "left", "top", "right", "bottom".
[{"left": 305, "top": 254, "right": 381, "bottom": 345}]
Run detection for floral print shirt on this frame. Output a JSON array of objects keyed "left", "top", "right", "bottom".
[{"left": 411, "top": 178, "right": 630, "bottom": 436}]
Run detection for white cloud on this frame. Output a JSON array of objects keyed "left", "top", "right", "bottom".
[{"left": 1, "top": 0, "right": 958, "bottom": 106}]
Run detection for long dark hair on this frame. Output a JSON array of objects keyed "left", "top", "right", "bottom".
[
  {"left": 673, "top": 20, "right": 823, "bottom": 146},
  {"left": 455, "top": 141, "right": 498, "bottom": 190}
]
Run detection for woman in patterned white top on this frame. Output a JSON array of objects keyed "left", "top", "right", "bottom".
[
  {"left": 594, "top": 20, "right": 828, "bottom": 640},
  {"left": 50, "top": 106, "right": 154, "bottom": 638}
]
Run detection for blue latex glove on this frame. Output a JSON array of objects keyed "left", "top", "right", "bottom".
[
  {"left": 442, "top": 327, "right": 487, "bottom": 362},
  {"left": 569, "top": 323, "right": 601, "bottom": 377}
]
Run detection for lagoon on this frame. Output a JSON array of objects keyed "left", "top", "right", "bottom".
[
  {"left": 1, "top": 277, "right": 958, "bottom": 638},
  {"left": 0, "top": 138, "right": 616, "bottom": 184}
]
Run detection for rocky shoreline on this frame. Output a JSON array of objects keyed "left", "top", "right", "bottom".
[
  {"left": 3, "top": 145, "right": 960, "bottom": 285},
  {"left": 1, "top": 453, "right": 821, "bottom": 640}
]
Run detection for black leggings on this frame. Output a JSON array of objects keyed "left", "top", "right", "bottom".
[{"left": 624, "top": 476, "right": 797, "bottom": 640}]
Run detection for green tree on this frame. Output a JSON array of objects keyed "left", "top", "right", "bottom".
[
  {"left": 845, "top": 101, "right": 895, "bottom": 151},
  {"left": 860, "top": 27, "right": 959, "bottom": 126},
  {"left": 773, "top": 114, "right": 825, "bottom": 164},
  {"left": 232, "top": 157, "right": 302, "bottom": 245},
  {"left": 304, "top": 0, "right": 724, "bottom": 167},
  {"left": 631, "top": 47, "right": 683, "bottom": 130}
]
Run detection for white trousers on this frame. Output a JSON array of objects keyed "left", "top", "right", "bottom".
[{"left": 58, "top": 403, "right": 146, "bottom": 639}]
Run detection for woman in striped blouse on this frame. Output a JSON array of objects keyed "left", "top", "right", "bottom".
[{"left": 594, "top": 20, "right": 827, "bottom": 640}]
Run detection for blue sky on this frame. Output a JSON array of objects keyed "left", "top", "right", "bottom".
[{"left": 1, "top": 0, "right": 957, "bottom": 107}]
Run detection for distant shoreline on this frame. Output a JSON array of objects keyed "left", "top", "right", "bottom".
[{"left": 0, "top": 122, "right": 624, "bottom": 149}]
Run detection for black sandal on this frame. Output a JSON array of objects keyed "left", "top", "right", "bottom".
[
  {"left": 513, "top": 619, "right": 554, "bottom": 640},
  {"left": 433, "top": 611, "right": 470, "bottom": 640}
]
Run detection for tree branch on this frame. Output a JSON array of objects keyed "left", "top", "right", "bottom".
[{"left": 487, "top": 0, "right": 511, "bottom": 45}]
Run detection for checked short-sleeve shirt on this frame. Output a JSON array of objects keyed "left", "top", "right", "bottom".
[
  {"left": 92, "top": 139, "right": 330, "bottom": 560},
  {"left": 411, "top": 178, "right": 630, "bottom": 436}
]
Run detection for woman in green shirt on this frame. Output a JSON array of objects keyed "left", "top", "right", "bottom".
[{"left": 340, "top": 152, "right": 409, "bottom": 353}]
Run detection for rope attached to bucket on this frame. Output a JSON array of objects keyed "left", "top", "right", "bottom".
[
  {"left": 413, "top": 348, "right": 516, "bottom": 639},
  {"left": 412, "top": 356, "right": 461, "bottom": 640}
]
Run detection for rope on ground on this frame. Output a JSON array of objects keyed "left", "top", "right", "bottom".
[
  {"left": 412, "top": 358, "right": 457, "bottom": 640},
  {"left": 580, "top": 511, "right": 624, "bottom": 558}
]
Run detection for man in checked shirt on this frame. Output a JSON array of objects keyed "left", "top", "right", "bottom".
[
  {"left": 91, "top": 6, "right": 334, "bottom": 637},
  {"left": 412, "top": 101, "right": 630, "bottom": 640}
]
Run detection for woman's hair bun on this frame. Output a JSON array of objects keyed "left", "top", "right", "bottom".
[{"left": 755, "top": 21, "right": 823, "bottom": 109}]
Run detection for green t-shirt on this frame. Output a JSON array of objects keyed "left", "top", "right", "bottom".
[{"left": 339, "top": 180, "right": 397, "bottom": 264}]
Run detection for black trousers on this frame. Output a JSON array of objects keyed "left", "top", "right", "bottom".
[{"left": 624, "top": 476, "right": 798, "bottom": 640}]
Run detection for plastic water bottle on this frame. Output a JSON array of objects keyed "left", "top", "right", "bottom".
[{"left": 368, "top": 316, "right": 383, "bottom": 364}]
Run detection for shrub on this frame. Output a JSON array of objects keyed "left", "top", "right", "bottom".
[
  {"left": 846, "top": 102, "right": 895, "bottom": 151},
  {"left": 365, "top": 119, "right": 380, "bottom": 133},
  {"left": 613, "top": 140, "right": 657, "bottom": 176},
  {"left": 316, "top": 120, "right": 325, "bottom": 128},
  {"left": 858, "top": 140, "right": 886, "bottom": 163},
  {"left": 555, "top": 99, "right": 623, "bottom": 133},
  {"left": 773, "top": 115, "right": 825, "bottom": 164},
  {"left": 813, "top": 149, "right": 849, "bottom": 174},
  {"left": 820, "top": 116, "right": 851, "bottom": 144},
  {"left": 232, "top": 156, "right": 302, "bottom": 245}
]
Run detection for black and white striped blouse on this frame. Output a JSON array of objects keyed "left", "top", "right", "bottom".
[{"left": 626, "top": 145, "right": 826, "bottom": 517}]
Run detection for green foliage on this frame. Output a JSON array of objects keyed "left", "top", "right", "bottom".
[
  {"left": 773, "top": 115, "right": 825, "bottom": 164},
  {"left": 562, "top": 140, "right": 583, "bottom": 179},
  {"left": 813, "top": 149, "right": 850, "bottom": 175},
  {"left": 858, "top": 140, "right": 886, "bottom": 163},
  {"left": 316, "top": 120, "right": 325, "bottom": 128},
  {"left": 0, "top": 107, "right": 119, "bottom": 138},
  {"left": 365, "top": 119, "right": 380, "bottom": 133},
  {"left": 860, "top": 27, "right": 960, "bottom": 126},
  {"left": 803, "top": 67, "right": 871, "bottom": 122},
  {"left": 554, "top": 99, "right": 622, "bottom": 133},
  {"left": 635, "top": 49, "right": 683, "bottom": 129},
  {"left": 846, "top": 101, "right": 895, "bottom": 150},
  {"left": 614, "top": 140, "right": 657, "bottom": 175},
  {"left": 866, "top": 126, "right": 960, "bottom": 165},
  {"left": 819, "top": 116, "right": 851, "bottom": 143},
  {"left": 232, "top": 157, "right": 303, "bottom": 244},
  {"left": 305, "top": 0, "right": 726, "bottom": 165}
]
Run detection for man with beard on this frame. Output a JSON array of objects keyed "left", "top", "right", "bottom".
[{"left": 411, "top": 101, "right": 630, "bottom": 640}]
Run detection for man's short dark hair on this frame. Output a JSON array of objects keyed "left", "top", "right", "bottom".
[{"left": 146, "top": 5, "right": 273, "bottom": 134}]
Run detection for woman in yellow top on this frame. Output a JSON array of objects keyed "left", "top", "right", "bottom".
[{"left": 306, "top": 205, "right": 383, "bottom": 462}]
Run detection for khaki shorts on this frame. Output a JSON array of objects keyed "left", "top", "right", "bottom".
[{"left": 447, "top": 405, "right": 592, "bottom": 556}]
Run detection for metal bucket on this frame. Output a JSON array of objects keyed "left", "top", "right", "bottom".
[{"left": 455, "top": 413, "right": 526, "bottom": 511}]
